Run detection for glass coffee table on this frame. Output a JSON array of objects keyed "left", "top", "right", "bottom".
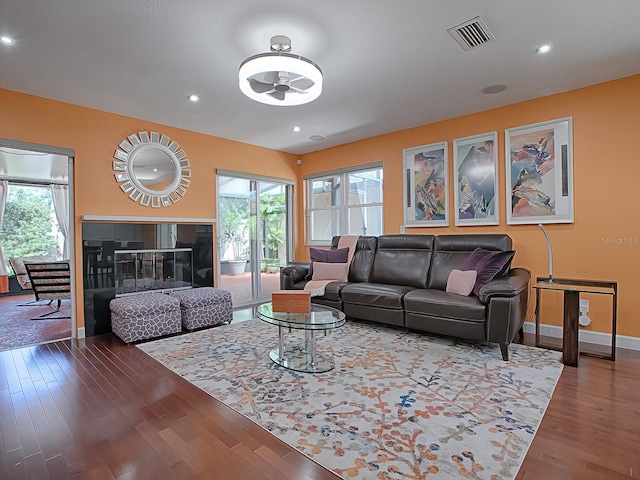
[{"left": 257, "top": 302, "right": 346, "bottom": 373}]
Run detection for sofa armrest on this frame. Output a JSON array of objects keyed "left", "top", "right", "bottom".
[
  {"left": 478, "top": 267, "right": 530, "bottom": 303},
  {"left": 482, "top": 268, "right": 531, "bottom": 345},
  {"left": 280, "top": 263, "right": 310, "bottom": 290}
]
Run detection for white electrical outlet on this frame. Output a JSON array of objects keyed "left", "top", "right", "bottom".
[
  {"left": 579, "top": 299, "right": 589, "bottom": 312},
  {"left": 579, "top": 299, "right": 591, "bottom": 326},
  {"left": 579, "top": 315, "right": 591, "bottom": 326}
]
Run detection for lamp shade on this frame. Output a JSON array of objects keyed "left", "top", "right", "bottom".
[{"left": 239, "top": 52, "right": 323, "bottom": 106}]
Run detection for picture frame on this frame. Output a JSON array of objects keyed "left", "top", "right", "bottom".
[
  {"left": 505, "top": 117, "right": 574, "bottom": 224},
  {"left": 402, "top": 141, "right": 448, "bottom": 227},
  {"left": 453, "top": 131, "right": 499, "bottom": 226}
]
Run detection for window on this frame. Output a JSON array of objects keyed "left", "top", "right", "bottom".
[
  {"left": 306, "top": 164, "right": 383, "bottom": 244},
  {"left": 0, "top": 184, "right": 64, "bottom": 274}
]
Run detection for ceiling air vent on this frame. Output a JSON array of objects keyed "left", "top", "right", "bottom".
[{"left": 447, "top": 16, "right": 495, "bottom": 51}]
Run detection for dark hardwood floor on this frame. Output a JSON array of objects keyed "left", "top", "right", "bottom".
[{"left": 1, "top": 331, "right": 638, "bottom": 479}]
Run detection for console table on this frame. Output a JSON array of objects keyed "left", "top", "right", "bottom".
[{"left": 533, "top": 277, "right": 617, "bottom": 367}]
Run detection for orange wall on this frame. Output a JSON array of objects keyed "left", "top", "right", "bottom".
[
  {"left": 0, "top": 88, "right": 298, "bottom": 330},
  {"left": 298, "top": 74, "right": 640, "bottom": 338},
  {"left": 2, "top": 74, "right": 638, "bottom": 339}
]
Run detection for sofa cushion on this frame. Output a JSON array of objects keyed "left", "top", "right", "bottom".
[
  {"left": 462, "top": 248, "right": 515, "bottom": 296},
  {"left": 330, "top": 235, "right": 378, "bottom": 283},
  {"left": 341, "top": 282, "right": 415, "bottom": 309},
  {"left": 404, "top": 288, "right": 486, "bottom": 322},
  {"left": 427, "top": 234, "right": 512, "bottom": 290},
  {"left": 306, "top": 247, "right": 350, "bottom": 280},
  {"left": 369, "top": 234, "right": 434, "bottom": 288},
  {"left": 314, "top": 281, "right": 350, "bottom": 302}
]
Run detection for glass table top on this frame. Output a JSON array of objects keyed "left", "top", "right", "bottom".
[{"left": 257, "top": 302, "right": 346, "bottom": 330}]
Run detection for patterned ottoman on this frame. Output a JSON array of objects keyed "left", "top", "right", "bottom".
[
  {"left": 110, "top": 293, "right": 182, "bottom": 343},
  {"left": 170, "top": 287, "right": 233, "bottom": 330}
]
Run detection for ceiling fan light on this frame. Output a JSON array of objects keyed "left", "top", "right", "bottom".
[{"left": 239, "top": 52, "right": 323, "bottom": 106}]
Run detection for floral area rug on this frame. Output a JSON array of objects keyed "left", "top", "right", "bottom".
[{"left": 138, "top": 319, "right": 563, "bottom": 479}]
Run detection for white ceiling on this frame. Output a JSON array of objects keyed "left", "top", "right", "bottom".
[{"left": 2, "top": 1, "right": 639, "bottom": 155}]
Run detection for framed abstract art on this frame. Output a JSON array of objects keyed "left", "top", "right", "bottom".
[
  {"left": 402, "top": 141, "right": 449, "bottom": 227},
  {"left": 453, "top": 131, "right": 499, "bottom": 226},
  {"left": 505, "top": 117, "right": 574, "bottom": 224}
]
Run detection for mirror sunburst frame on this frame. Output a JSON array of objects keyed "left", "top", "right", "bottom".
[{"left": 113, "top": 131, "right": 191, "bottom": 208}]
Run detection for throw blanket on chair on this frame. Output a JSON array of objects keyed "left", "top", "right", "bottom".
[{"left": 304, "top": 235, "right": 359, "bottom": 297}]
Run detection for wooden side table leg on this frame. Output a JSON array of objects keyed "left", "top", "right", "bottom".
[
  {"left": 535, "top": 287, "right": 541, "bottom": 347},
  {"left": 563, "top": 291, "right": 580, "bottom": 366},
  {"left": 611, "top": 288, "right": 617, "bottom": 361}
]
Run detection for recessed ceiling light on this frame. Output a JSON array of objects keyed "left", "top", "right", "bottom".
[
  {"left": 482, "top": 83, "right": 507, "bottom": 94},
  {"left": 309, "top": 135, "right": 325, "bottom": 142},
  {"left": 1, "top": 36, "right": 15, "bottom": 45},
  {"left": 536, "top": 44, "right": 552, "bottom": 54},
  {"left": 187, "top": 94, "right": 199, "bottom": 102},
  {"left": 292, "top": 126, "right": 301, "bottom": 133}
]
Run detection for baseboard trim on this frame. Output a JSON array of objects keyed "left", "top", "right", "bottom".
[
  {"left": 77, "top": 327, "right": 86, "bottom": 339},
  {"left": 523, "top": 322, "right": 640, "bottom": 352}
]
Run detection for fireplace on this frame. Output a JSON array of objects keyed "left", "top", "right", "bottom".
[{"left": 81, "top": 220, "right": 214, "bottom": 336}]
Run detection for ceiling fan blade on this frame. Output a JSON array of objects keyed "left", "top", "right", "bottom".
[
  {"left": 249, "top": 79, "right": 275, "bottom": 94},
  {"left": 289, "top": 86, "right": 309, "bottom": 94},
  {"left": 290, "top": 77, "right": 314, "bottom": 90},
  {"left": 268, "top": 90, "right": 286, "bottom": 101},
  {"left": 264, "top": 71, "right": 280, "bottom": 83}
]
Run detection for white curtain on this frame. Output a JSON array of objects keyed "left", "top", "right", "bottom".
[
  {"left": 0, "top": 180, "right": 7, "bottom": 275},
  {"left": 51, "top": 184, "right": 70, "bottom": 259}
]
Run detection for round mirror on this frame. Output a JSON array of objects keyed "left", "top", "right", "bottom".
[
  {"left": 113, "top": 131, "right": 191, "bottom": 207},
  {"left": 130, "top": 145, "right": 179, "bottom": 194}
]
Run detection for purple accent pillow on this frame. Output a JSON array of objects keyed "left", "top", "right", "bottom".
[
  {"left": 462, "top": 248, "right": 515, "bottom": 296},
  {"left": 306, "top": 247, "right": 350, "bottom": 280},
  {"left": 446, "top": 269, "right": 477, "bottom": 296}
]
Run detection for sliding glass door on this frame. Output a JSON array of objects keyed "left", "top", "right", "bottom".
[{"left": 217, "top": 173, "right": 292, "bottom": 306}]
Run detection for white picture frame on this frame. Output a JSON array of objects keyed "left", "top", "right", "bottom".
[
  {"left": 402, "top": 141, "right": 449, "bottom": 227},
  {"left": 453, "top": 131, "right": 499, "bottom": 226},
  {"left": 505, "top": 117, "right": 574, "bottom": 224}
]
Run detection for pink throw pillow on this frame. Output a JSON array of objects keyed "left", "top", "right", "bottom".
[
  {"left": 311, "top": 262, "right": 349, "bottom": 282},
  {"left": 446, "top": 269, "right": 478, "bottom": 296}
]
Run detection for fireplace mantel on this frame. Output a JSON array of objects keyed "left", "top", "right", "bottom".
[{"left": 82, "top": 215, "right": 216, "bottom": 223}]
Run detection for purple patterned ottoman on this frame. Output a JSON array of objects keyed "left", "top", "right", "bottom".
[
  {"left": 110, "top": 293, "right": 182, "bottom": 343},
  {"left": 170, "top": 287, "right": 233, "bottom": 330}
]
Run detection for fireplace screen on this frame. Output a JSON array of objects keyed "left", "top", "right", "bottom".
[{"left": 114, "top": 248, "right": 193, "bottom": 296}]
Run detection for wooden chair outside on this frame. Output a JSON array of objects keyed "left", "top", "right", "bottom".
[{"left": 24, "top": 261, "right": 71, "bottom": 319}]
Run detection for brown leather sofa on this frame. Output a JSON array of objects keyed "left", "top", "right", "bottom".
[{"left": 280, "top": 234, "right": 530, "bottom": 360}]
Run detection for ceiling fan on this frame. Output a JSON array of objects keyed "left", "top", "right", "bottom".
[
  {"left": 239, "top": 35, "right": 323, "bottom": 106},
  {"left": 249, "top": 70, "right": 316, "bottom": 102}
]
